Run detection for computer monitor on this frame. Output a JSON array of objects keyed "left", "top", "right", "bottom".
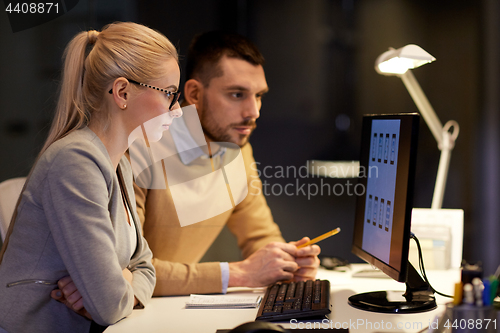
[{"left": 349, "top": 113, "right": 437, "bottom": 313}]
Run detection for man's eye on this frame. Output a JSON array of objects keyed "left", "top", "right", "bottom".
[{"left": 231, "top": 92, "right": 243, "bottom": 98}]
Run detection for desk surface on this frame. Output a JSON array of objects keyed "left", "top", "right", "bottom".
[{"left": 105, "top": 264, "right": 460, "bottom": 333}]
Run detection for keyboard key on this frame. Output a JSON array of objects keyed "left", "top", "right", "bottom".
[
  {"left": 275, "top": 283, "right": 288, "bottom": 303},
  {"left": 283, "top": 302, "right": 301, "bottom": 313},
  {"left": 272, "top": 305, "right": 283, "bottom": 314},
  {"left": 314, "top": 280, "right": 321, "bottom": 303},
  {"left": 285, "top": 282, "right": 296, "bottom": 302},
  {"left": 295, "top": 281, "right": 304, "bottom": 299}
]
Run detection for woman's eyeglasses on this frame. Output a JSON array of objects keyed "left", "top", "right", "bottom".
[{"left": 108, "top": 79, "right": 181, "bottom": 111}]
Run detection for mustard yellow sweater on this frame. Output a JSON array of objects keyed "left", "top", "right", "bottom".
[{"left": 133, "top": 143, "right": 284, "bottom": 296}]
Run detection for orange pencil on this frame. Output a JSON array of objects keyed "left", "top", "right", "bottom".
[{"left": 297, "top": 227, "right": 341, "bottom": 249}]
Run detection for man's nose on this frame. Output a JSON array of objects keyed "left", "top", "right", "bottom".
[{"left": 244, "top": 97, "right": 260, "bottom": 120}]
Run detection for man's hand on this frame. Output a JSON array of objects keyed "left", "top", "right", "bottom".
[
  {"left": 228, "top": 242, "right": 299, "bottom": 288},
  {"left": 289, "top": 237, "right": 321, "bottom": 281},
  {"left": 228, "top": 238, "right": 321, "bottom": 288},
  {"left": 51, "top": 276, "right": 92, "bottom": 320}
]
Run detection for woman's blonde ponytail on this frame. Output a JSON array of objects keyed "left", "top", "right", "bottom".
[{"left": 40, "top": 31, "right": 91, "bottom": 155}]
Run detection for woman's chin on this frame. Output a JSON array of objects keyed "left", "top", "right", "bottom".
[
  {"left": 148, "top": 126, "right": 172, "bottom": 143},
  {"left": 147, "top": 132, "right": 162, "bottom": 143}
]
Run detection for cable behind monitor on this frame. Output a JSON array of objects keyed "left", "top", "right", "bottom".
[{"left": 411, "top": 233, "right": 453, "bottom": 298}]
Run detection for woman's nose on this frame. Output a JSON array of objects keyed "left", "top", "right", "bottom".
[{"left": 169, "top": 103, "right": 183, "bottom": 118}]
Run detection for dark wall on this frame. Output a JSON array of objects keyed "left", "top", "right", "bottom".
[{"left": 1, "top": 0, "right": 498, "bottom": 273}]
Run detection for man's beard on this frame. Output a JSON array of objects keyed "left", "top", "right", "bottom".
[{"left": 200, "top": 99, "right": 256, "bottom": 147}]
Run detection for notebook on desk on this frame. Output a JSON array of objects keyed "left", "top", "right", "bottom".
[{"left": 186, "top": 294, "right": 262, "bottom": 309}]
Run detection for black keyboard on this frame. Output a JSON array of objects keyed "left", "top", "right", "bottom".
[{"left": 255, "top": 279, "right": 331, "bottom": 321}]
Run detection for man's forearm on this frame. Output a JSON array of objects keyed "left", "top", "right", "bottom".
[{"left": 151, "top": 258, "right": 223, "bottom": 296}]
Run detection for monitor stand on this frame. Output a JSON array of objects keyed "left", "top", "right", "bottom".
[{"left": 348, "top": 262, "right": 437, "bottom": 313}]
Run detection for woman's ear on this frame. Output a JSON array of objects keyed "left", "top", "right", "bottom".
[
  {"left": 183, "top": 79, "right": 203, "bottom": 106},
  {"left": 111, "top": 78, "right": 130, "bottom": 109}
]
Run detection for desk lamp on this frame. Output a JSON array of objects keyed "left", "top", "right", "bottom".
[{"left": 375, "top": 44, "right": 459, "bottom": 209}]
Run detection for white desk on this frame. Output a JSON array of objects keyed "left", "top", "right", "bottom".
[{"left": 105, "top": 264, "right": 460, "bottom": 333}]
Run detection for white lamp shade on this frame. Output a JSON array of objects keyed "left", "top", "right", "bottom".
[{"left": 375, "top": 44, "right": 436, "bottom": 75}]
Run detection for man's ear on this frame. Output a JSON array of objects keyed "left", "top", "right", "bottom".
[{"left": 183, "top": 79, "right": 203, "bottom": 106}]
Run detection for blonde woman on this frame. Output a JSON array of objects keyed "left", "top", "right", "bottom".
[{"left": 0, "top": 22, "right": 181, "bottom": 333}]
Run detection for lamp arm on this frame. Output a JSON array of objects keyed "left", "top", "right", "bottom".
[
  {"left": 399, "top": 71, "right": 460, "bottom": 209},
  {"left": 431, "top": 121, "right": 459, "bottom": 209},
  {"left": 400, "top": 70, "right": 443, "bottom": 147},
  {"left": 432, "top": 131, "right": 452, "bottom": 209}
]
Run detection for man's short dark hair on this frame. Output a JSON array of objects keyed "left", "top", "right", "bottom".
[{"left": 185, "top": 31, "right": 265, "bottom": 86}]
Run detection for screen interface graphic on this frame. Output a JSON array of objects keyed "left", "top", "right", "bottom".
[{"left": 362, "top": 119, "right": 400, "bottom": 264}]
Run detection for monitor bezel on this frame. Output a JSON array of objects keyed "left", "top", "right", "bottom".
[{"left": 351, "top": 113, "right": 420, "bottom": 282}]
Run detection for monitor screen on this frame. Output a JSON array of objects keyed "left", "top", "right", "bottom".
[
  {"left": 349, "top": 113, "right": 436, "bottom": 313},
  {"left": 351, "top": 113, "right": 419, "bottom": 282}
]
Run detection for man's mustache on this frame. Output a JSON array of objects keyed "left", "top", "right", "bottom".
[{"left": 232, "top": 119, "right": 256, "bottom": 128}]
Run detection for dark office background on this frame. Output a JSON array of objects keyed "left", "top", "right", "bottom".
[{"left": 1, "top": 0, "right": 499, "bottom": 274}]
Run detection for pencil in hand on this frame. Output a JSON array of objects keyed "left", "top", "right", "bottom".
[{"left": 297, "top": 227, "right": 341, "bottom": 249}]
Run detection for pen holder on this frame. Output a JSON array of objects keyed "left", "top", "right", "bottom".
[{"left": 444, "top": 303, "right": 497, "bottom": 333}]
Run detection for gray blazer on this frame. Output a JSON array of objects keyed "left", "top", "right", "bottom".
[{"left": 0, "top": 127, "right": 155, "bottom": 333}]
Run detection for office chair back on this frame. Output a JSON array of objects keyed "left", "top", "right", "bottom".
[{"left": 0, "top": 177, "right": 26, "bottom": 242}]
